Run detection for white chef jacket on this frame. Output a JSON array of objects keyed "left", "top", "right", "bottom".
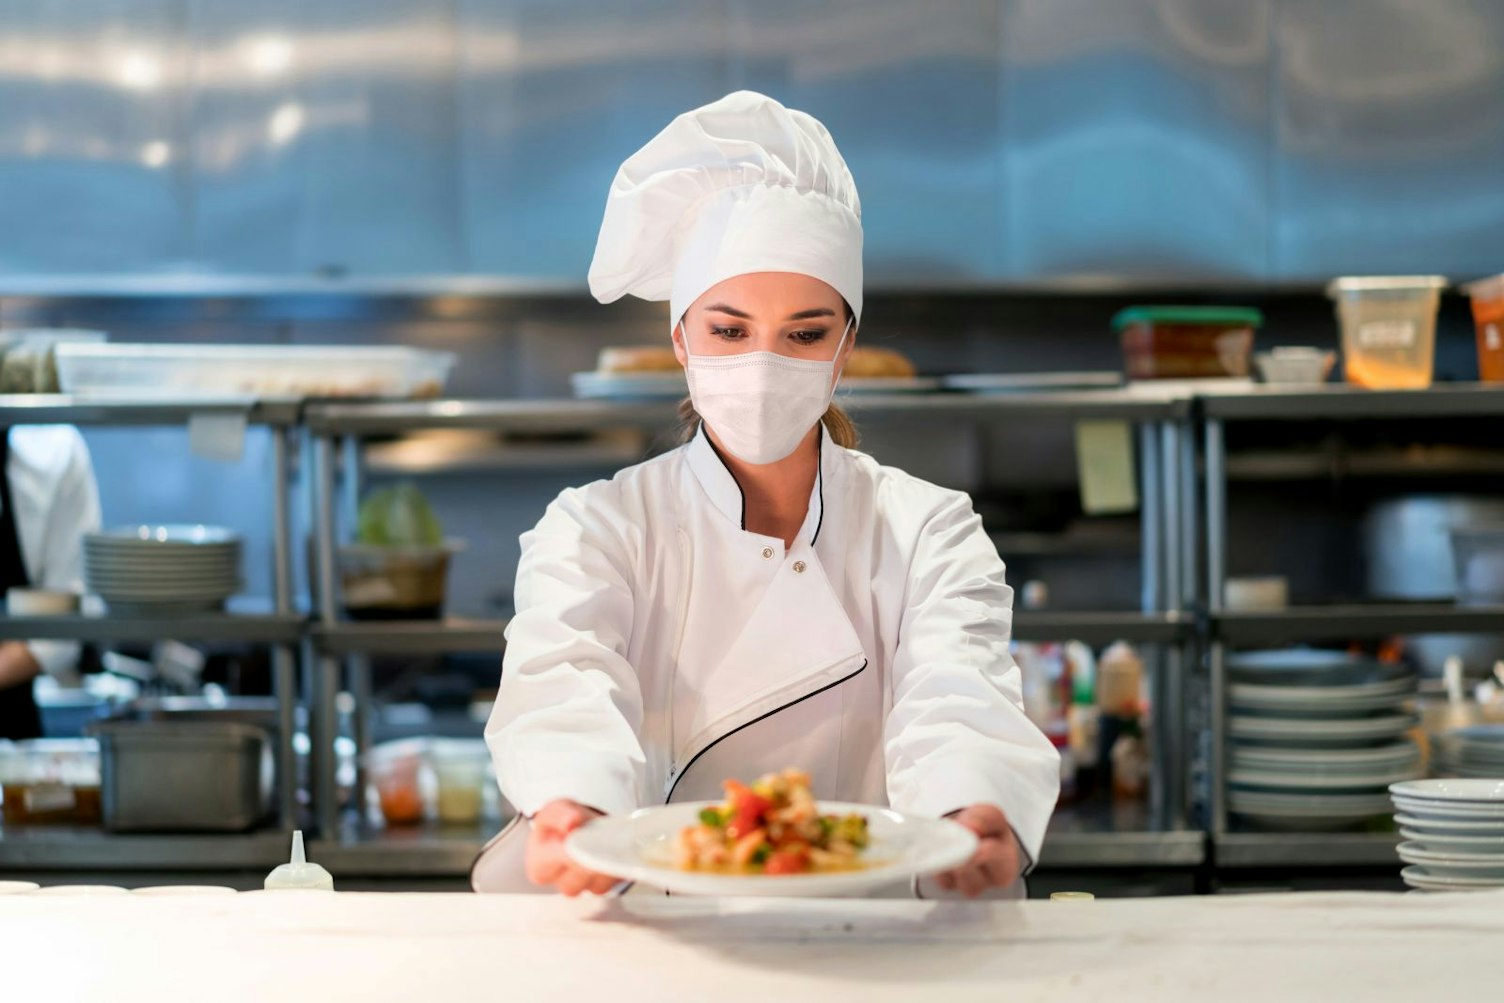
[
  {"left": 5, "top": 426, "right": 101, "bottom": 681},
  {"left": 482, "top": 423, "right": 1059, "bottom": 887}
]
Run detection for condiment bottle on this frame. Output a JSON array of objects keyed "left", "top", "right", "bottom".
[{"left": 264, "top": 831, "right": 334, "bottom": 891}]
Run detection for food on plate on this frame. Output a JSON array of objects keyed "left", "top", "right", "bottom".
[
  {"left": 842, "top": 346, "right": 915, "bottom": 379},
  {"left": 674, "top": 768, "right": 870, "bottom": 875},
  {"left": 597, "top": 346, "right": 684, "bottom": 373}
]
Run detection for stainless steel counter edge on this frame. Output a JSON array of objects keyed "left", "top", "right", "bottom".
[
  {"left": 0, "top": 613, "right": 305, "bottom": 644},
  {"left": 1198, "top": 383, "right": 1504, "bottom": 420},
  {"left": 1213, "top": 832, "right": 1403, "bottom": 869},
  {"left": 0, "top": 394, "right": 303, "bottom": 426},
  {"left": 304, "top": 390, "right": 1191, "bottom": 435}
]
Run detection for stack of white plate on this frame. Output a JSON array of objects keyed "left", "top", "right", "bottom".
[
  {"left": 1433, "top": 724, "right": 1504, "bottom": 779},
  {"left": 84, "top": 525, "right": 241, "bottom": 616},
  {"left": 1391, "top": 779, "right": 1504, "bottom": 891},
  {"left": 1227, "top": 649, "right": 1420, "bottom": 830}
]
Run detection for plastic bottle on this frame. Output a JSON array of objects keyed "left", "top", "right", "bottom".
[{"left": 264, "top": 831, "right": 335, "bottom": 891}]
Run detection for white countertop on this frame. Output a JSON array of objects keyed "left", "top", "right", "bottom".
[{"left": 6, "top": 889, "right": 1502, "bottom": 1001}]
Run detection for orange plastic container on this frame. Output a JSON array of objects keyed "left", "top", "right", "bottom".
[{"left": 1463, "top": 274, "right": 1504, "bottom": 383}]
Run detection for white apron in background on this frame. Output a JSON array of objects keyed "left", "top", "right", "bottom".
[{"left": 472, "top": 424, "right": 1058, "bottom": 897}]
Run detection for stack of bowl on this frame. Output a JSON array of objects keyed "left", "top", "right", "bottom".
[
  {"left": 1391, "top": 779, "right": 1504, "bottom": 891},
  {"left": 1433, "top": 724, "right": 1504, "bottom": 779},
  {"left": 1228, "top": 649, "right": 1420, "bottom": 830},
  {"left": 84, "top": 526, "right": 241, "bottom": 616}
]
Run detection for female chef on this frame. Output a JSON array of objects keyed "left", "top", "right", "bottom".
[{"left": 475, "top": 91, "right": 1059, "bottom": 897}]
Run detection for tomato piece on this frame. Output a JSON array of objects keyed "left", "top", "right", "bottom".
[
  {"left": 728, "top": 790, "right": 773, "bottom": 838},
  {"left": 764, "top": 850, "right": 809, "bottom": 875}
]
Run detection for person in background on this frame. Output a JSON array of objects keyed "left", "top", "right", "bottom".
[
  {"left": 474, "top": 91, "right": 1059, "bottom": 899},
  {"left": 0, "top": 426, "right": 101, "bottom": 739}
]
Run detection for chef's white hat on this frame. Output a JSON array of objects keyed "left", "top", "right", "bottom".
[{"left": 588, "top": 90, "right": 863, "bottom": 327}]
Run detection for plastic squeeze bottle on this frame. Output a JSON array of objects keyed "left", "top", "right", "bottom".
[{"left": 264, "top": 831, "right": 334, "bottom": 891}]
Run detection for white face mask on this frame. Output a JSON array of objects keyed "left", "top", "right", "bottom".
[{"left": 681, "top": 315, "right": 853, "bottom": 465}]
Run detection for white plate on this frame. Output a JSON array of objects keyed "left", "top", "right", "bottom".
[
  {"left": 0, "top": 881, "right": 39, "bottom": 894},
  {"left": 131, "top": 885, "right": 238, "bottom": 896},
  {"left": 570, "top": 371, "right": 685, "bottom": 400},
  {"left": 1402, "top": 866, "right": 1504, "bottom": 891},
  {"left": 1228, "top": 679, "right": 1414, "bottom": 715},
  {"left": 836, "top": 377, "right": 942, "bottom": 395},
  {"left": 1230, "top": 743, "right": 1419, "bottom": 771},
  {"left": 1390, "top": 779, "right": 1504, "bottom": 803},
  {"left": 941, "top": 372, "right": 1122, "bottom": 394},
  {"left": 565, "top": 800, "right": 977, "bottom": 898},
  {"left": 1400, "top": 828, "right": 1504, "bottom": 851},
  {"left": 1229, "top": 713, "right": 1417, "bottom": 746},
  {"left": 1393, "top": 812, "right": 1504, "bottom": 834},
  {"left": 1229, "top": 765, "right": 1420, "bottom": 791},
  {"left": 1227, "top": 649, "right": 1409, "bottom": 687},
  {"left": 1397, "top": 842, "right": 1504, "bottom": 871},
  {"left": 1390, "top": 799, "right": 1504, "bottom": 820}
]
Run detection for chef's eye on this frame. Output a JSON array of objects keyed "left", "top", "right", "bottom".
[
  {"left": 790, "top": 329, "right": 827, "bottom": 345},
  {"left": 710, "top": 326, "right": 746, "bottom": 341}
]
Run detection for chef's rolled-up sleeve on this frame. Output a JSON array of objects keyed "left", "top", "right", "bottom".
[
  {"left": 19, "top": 427, "right": 101, "bottom": 684},
  {"left": 883, "top": 492, "right": 1061, "bottom": 866},
  {"left": 486, "top": 485, "right": 647, "bottom": 819}
]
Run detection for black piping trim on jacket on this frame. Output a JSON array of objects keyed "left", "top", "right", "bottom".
[
  {"left": 664, "top": 658, "right": 868, "bottom": 805},
  {"left": 699, "top": 422, "right": 747, "bottom": 532},
  {"left": 810, "top": 427, "right": 825, "bottom": 547}
]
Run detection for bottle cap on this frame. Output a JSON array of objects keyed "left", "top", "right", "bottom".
[{"left": 264, "top": 831, "right": 335, "bottom": 891}]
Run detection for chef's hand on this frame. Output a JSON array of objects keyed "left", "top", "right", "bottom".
[
  {"left": 525, "top": 799, "right": 619, "bottom": 896},
  {"left": 935, "top": 804, "right": 1022, "bottom": 897}
]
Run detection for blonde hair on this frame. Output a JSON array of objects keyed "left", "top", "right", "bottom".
[{"left": 675, "top": 397, "right": 859, "bottom": 449}]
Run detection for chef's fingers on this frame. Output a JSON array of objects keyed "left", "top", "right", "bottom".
[
  {"left": 934, "top": 869, "right": 958, "bottom": 891},
  {"left": 525, "top": 836, "right": 567, "bottom": 886},
  {"left": 532, "top": 799, "right": 596, "bottom": 838},
  {"left": 585, "top": 872, "right": 620, "bottom": 896},
  {"left": 954, "top": 863, "right": 988, "bottom": 898},
  {"left": 952, "top": 803, "right": 1009, "bottom": 841},
  {"left": 974, "top": 837, "right": 1020, "bottom": 888},
  {"left": 556, "top": 865, "right": 594, "bottom": 897}
]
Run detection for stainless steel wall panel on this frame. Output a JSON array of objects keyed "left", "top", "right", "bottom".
[
  {"left": 191, "top": 1, "right": 466, "bottom": 276},
  {"left": 457, "top": 0, "right": 730, "bottom": 278},
  {"left": 0, "top": 1, "right": 194, "bottom": 273},
  {"left": 1271, "top": 0, "right": 1504, "bottom": 278},
  {"left": 1001, "top": 0, "right": 1272, "bottom": 280},
  {"left": 727, "top": 0, "right": 1006, "bottom": 281}
]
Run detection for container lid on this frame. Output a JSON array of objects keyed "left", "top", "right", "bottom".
[
  {"left": 1110, "top": 306, "right": 1263, "bottom": 331},
  {"left": 264, "top": 831, "right": 334, "bottom": 891},
  {"left": 1462, "top": 274, "right": 1504, "bottom": 300},
  {"left": 1325, "top": 276, "right": 1447, "bottom": 297}
]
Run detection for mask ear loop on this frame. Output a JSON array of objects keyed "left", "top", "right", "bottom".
[{"left": 828, "top": 315, "right": 855, "bottom": 395}]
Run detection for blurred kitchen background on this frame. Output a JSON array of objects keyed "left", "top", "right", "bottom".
[{"left": 1, "top": 1, "right": 1502, "bottom": 893}]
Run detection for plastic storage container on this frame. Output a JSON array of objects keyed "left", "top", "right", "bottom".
[
  {"left": 1112, "top": 306, "right": 1262, "bottom": 380},
  {"left": 94, "top": 720, "right": 268, "bottom": 832},
  {"left": 1326, "top": 276, "right": 1446, "bottom": 389},
  {"left": 55, "top": 343, "right": 456, "bottom": 399},
  {"left": 1463, "top": 274, "right": 1504, "bottom": 383},
  {"left": 1450, "top": 525, "right": 1504, "bottom": 605},
  {"left": 0, "top": 738, "right": 102, "bottom": 826},
  {"left": 430, "top": 739, "right": 489, "bottom": 825},
  {"left": 365, "top": 738, "right": 429, "bottom": 826}
]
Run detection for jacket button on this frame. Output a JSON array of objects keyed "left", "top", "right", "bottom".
[
  {"left": 793, "top": 561, "right": 806, "bottom": 574},
  {"left": 761, "top": 547, "right": 774, "bottom": 559}
]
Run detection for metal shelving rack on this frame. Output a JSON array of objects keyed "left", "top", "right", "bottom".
[
  {"left": 1200, "top": 384, "right": 1504, "bottom": 871},
  {"left": 0, "top": 396, "right": 303, "bottom": 872},
  {"left": 303, "top": 389, "right": 1203, "bottom": 875}
]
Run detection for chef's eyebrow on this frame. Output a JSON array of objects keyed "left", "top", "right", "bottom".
[{"left": 703, "top": 303, "right": 836, "bottom": 321}]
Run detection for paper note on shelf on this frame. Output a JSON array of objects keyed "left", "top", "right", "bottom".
[{"left": 1074, "top": 419, "right": 1138, "bottom": 515}]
